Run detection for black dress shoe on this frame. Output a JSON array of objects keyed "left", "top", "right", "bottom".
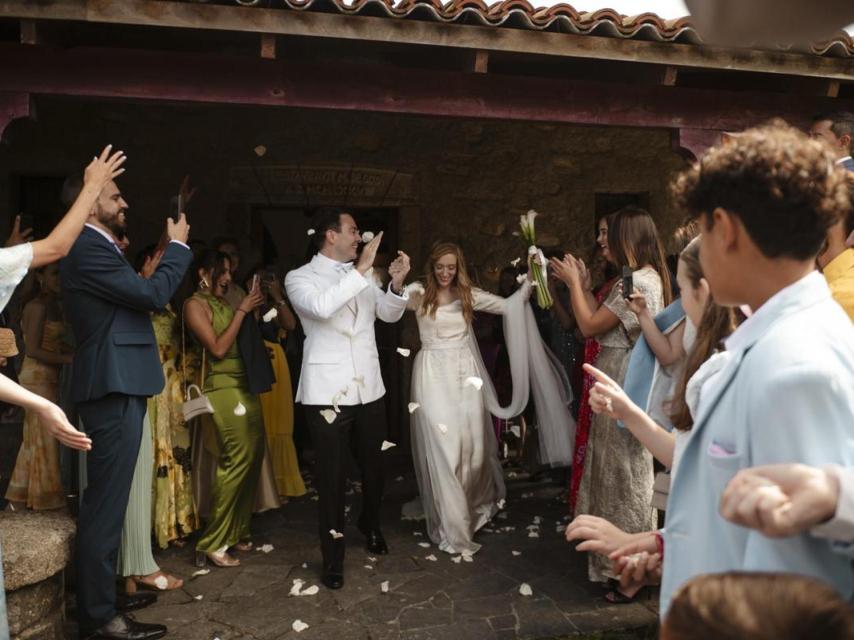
[
  {"left": 116, "top": 592, "right": 157, "bottom": 613},
  {"left": 85, "top": 614, "right": 167, "bottom": 640},
  {"left": 322, "top": 572, "right": 344, "bottom": 590},
  {"left": 362, "top": 529, "right": 389, "bottom": 555}
]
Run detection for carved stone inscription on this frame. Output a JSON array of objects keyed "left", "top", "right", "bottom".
[{"left": 228, "top": 165, "right": 416, "bottom": 205}]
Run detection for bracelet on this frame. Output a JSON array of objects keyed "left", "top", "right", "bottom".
[
  {"left": 275, "top": 300, "right": 288, "bottom": 308},
  {"left": 236, "top": 309, "right": 247, "bottom": 316},
  {"left": 654, "top": 531, "right": 664, "bottom": 557}
]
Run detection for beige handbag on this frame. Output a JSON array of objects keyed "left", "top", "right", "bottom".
[{"left": 180, "top": 302, "right": 215, "bottom": 422}]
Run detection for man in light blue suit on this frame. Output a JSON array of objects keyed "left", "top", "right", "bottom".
[{"left": 657, "top": 123, "right": 854, "bottom": 614}]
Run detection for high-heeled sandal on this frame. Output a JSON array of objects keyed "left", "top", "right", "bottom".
[
  {"left": 234, "top": 540, "right": 253, "bottom": 552},
  {"left": 125, "top": 571, "right": 184, "bottom": 594},
  {"left": 195, "top": 548, "right": 240, "bottom": 568}
]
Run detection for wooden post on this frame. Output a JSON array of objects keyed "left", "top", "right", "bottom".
[
  {"left": 260, "top": 34, "right": 276, "bottom": 60},
  {"left": 474, "top": 50, "right": 489, "bottom": 74}
]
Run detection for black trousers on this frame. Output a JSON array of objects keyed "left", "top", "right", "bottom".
[
  {"left": 76, "top": 394, "right": 146, "bottom": 633},
  {"left": 305, "top": 398, "right": 387, "bottom": 573}
]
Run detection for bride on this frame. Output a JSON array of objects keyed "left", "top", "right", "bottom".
[{"left": 405, "top": 242, "right": 575, "bottom": 555}]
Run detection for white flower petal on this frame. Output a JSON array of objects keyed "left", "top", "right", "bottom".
[
  {"left": 306, "top": 229, "right": 316, "bottom": 236},
  {"left": 497, "top": 498, "right": 506, "bottom": 510},
  {"left": 154, "top": 576, "right": 169, "bottom": 590},
  {"left": 194, "top": 594, "right": 204, "bottom": 601},
  {"left": 258, "top": 544, "right": 274, "bottom": 553},
  {"left": 528, "top": 532, "right": 539, "bottom": 538},
  {"left": 253, "top": 145, "right": 267, "bottom": 157},
  {"left": 512, "top": 550, "right": 522, "bottom": 556},
  {"left": 299, "top": 585, "right": 320, "bottom": 596},
  {"left": 436, "top": 423, "right": 449, "bottom": 434},
  {"left": 361, "top": 231, "right": 375, "bottom": 243},
  {"left": 329, "top": 529, "right": 344, "bottom": 539},
  {"left": 368, "top": 556, "right": 377, "bottom": 562},
  {"left": 381, "top": 440, "right": 396, "bottom": 451},
  {"left": 289, "top": 579, "right": 305, "bottom": 596},
  {"left": 424, "top": 554, "right": 438, "bottom": 562},
  {"left": 192, "top": 568, "right": 211, "bottom": 577},
  {"left": 527, "top": 245, "right": 539, "bottom": 256},
  {"left": 407, "top": 402, "right": 420, "bottom": 414},
  {"left": 526, "top": 525, "right": 539, "bottom": 531},
  {"left": 462, "top": 553, "right": 474, "bottom": 563},
  {"left": 413, "top": 531, "right": 423, "bottom": 536},
  {"left": 320, "top": 409, "right": 337, "bottom": 424},
  {"left": 515, "top": 274, "right": 526, "bottom": 284},
  {"left": 533, "top": 516, "right": 542, "bottom": 524},
  {"left": 396, "top": 347, "right": 411, "bottom": 357},
  {"left": 511, "top": 231, "right": 521, "bottom": 237},
  {"left": 418, "top": 542, "right": 431, "bottom": 548},
  {"left": 262, "top": 308, "right": 278, "bottom": 323},
  {"left": 519, "top": 583, "right": 533, "bottom": 597},
  {"left": 451, "top": 555, "right": 462, "bottom": 564},
  {"left": 464, "top": 376, "right": 484, "bottom": 391},
  {"left": 395, "top": 475, "right": 404, "bottom": 482},
  {"left": 364, "top": 565, "right": 374, "bottom": 570},
  {"left": 233, "top": 402, "right": 246, "bottom": 416},
  {"left": 510, "top": 257, "right": 521, "bottom": 267},
  {"left": 301, "top": 562, "right": 308, "bottom": 569},
  {"left": 292, "top": 620, "right": 309, "bottom": 633},
  {"left": 381, "top": 580, "right": 390, "bottom": 593}
]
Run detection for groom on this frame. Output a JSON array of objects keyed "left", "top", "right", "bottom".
[{"left": 285, "top": 207, "right": 410, "bottom": 589}]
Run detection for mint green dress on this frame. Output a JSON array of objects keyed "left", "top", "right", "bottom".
[{"left": 194, "top": 293, "right": 265, "bottom": 553}]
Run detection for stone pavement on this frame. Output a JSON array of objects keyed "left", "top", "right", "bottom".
[{"left": 72, "top": 454, "right": 659, "bottom": 640}]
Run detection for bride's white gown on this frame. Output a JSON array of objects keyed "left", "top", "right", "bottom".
[{"left": 405, "top": 282, "right": 575, "bottom": 555}]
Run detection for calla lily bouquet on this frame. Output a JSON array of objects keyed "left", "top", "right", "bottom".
[{"left": 518, "top": 209, "right": 552, "bottom": 309}]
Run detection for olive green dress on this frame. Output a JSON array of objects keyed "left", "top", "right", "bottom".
[{"left": 194, "top": 293, "right": 265, "bottom": 553}]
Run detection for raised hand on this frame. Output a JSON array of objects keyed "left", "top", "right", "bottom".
[
  {"left": 83, "top": 144, "right": 127, "bottom": 189},
  {"left": 36, "top": 400, "right": 92, "bottom": 451},
  {"left": 167, "top": 212, "right": 190, "bottom": 245},
  {"left": 139, "top": 250, "right": 164, "bottom": 279},
  {"left": 549, "top": 254, "right": 581, "bottom": 288},
  {"left": 356, "top": 230, "right": 384, "bottom": 275},
  {"left": 5, "top": 215, "right": 33, "bottom": 247},
  {"left": 239, "top": 283, "right": 265, "bottom": 315},
  {"left": 388, "top": 250, "right": 411, "bottom": 291},
  {"left": 179, "top": 174, "right": 197, "bottom": 210},
  {"left": 720, "top": 464, "right": 840, "bottom": 538}
]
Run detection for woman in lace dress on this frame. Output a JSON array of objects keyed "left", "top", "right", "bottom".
[
  {"left": 406, "top": 242, "right": 574, "bottom": 555},
  {"left": 551, "top": 207, "right": 672, "bottom": 591}
]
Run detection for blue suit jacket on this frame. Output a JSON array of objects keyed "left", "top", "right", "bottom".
[
  {"left": 660, "top": 273, "right": 854, "bottom": 615},
  {"left": 60, "top": 227, "right": 192, "bottom": 403}
]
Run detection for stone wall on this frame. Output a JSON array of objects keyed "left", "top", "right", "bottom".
[{"left": 0, "top": 97, "right": 688, "bottom": 288}]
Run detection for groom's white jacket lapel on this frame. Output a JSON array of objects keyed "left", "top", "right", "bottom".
[{"left": 285, "top": 252, "right": 408, "bottom": 406}]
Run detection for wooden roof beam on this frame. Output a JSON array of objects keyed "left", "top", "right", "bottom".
[{"left": 1, "top": 0, "right": 853, "bottom": 81}]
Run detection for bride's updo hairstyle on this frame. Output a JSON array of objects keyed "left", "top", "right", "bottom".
[{"left": 421, "top": 242, "right": 475, "bottom": 324}]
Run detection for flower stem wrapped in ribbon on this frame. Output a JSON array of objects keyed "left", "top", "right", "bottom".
[{"left": 519, "top": 210, "right": 552, "bottom": 309}]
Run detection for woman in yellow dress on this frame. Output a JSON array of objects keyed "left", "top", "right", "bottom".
[
  {"left": 250, "top": 268, "right": 305, "bottom": 499},
  {"left": 6, "top": 264, "right": 73, "bottom": 510}
]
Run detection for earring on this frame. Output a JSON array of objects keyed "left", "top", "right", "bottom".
[{"left": 200, "top": 278, "right": 209, "bottom": 290}]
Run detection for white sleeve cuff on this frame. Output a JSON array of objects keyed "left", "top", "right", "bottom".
[
  {"left": 811, "top": 465, "right": 854, "bottom": 543},
  {"left": 169, "top": 239, "right": 190, "bottom": 251}
]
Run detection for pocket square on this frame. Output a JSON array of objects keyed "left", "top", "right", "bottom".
[{"left": 708, "top": 441, "right": 737, "bottom": 457}]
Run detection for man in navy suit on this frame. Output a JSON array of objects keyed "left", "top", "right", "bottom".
[
  {"left": 60, "top": 177, "right": 192, "bottom": 640},
  {"left": 810, "top": 111, "right": 854, "bottom": 171}
]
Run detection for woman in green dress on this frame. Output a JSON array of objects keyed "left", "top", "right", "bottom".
[{"left": 184, "top": 250, "right": 265, "bottom": 568}]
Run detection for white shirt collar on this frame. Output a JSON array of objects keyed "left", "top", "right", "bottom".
[
  {"left": 84, "top": 223, "right": 120, "bottom": 248},
  {"left": 724, "top": 270, "right": 830, "bottom": 354},
  {"left": 837, "top": 156, "right": 853, "bottom": 165},
  {"left": 312, "top": 252, "right": 352, "bottom": 273}
]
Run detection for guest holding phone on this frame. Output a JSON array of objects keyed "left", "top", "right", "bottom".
[
  {"left": 550, "top": 206, "right": 671, "bottom": 598},
  {"left": 183, "top": 250, "right": 267, "bottom": 568}
]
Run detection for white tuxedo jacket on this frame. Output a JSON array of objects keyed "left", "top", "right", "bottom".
[{"left": 285, "top": 253, "right": 408, "bottom": 406}]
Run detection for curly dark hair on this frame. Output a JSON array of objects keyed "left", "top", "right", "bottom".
[{"left": 673, "top": 121, "right": 850, "bottom": 261}]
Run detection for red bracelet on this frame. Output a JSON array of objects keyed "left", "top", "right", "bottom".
[{"left": 654, "top": 531, "right": 665, "bottom": 556}]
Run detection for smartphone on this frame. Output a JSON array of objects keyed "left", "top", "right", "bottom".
[
  {"left": 621, "top": 266, "right": 634, "bottom": 300},
  {"left": 251, "top": 274, "right": 260, "bottom": 292},
  {"left": 169, "top": 193, "right": 183, "bottom": 223}
]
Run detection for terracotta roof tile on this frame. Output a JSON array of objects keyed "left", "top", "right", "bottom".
[{"left": 210, "top": 1, "right": 854, "bottom": 57}]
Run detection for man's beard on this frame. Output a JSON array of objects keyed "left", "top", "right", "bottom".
[{"left": 95, "top": 205, "right": 127, "bottom": 238}]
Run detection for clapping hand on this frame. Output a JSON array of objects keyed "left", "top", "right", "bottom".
[
  {"left": 139, "top": 250, "right": 164, "bottom": 279},
  {"left": 84, "top": 144, "right": 127, "bottom": 190},
  {"left": 565, "top": 515, "right": 634, "bottom": 557},
  {"left": 549, "top": 253, "right": 583, "bottom": 288},
  {"left": 388, "top": 250, "right": 411, "bottom": 292},
  {"left": 5, "top": 215, "right": 33, "bottom": 247},
  {"left": 356, "top": 231, "right": 384, "bottom": 275}
]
